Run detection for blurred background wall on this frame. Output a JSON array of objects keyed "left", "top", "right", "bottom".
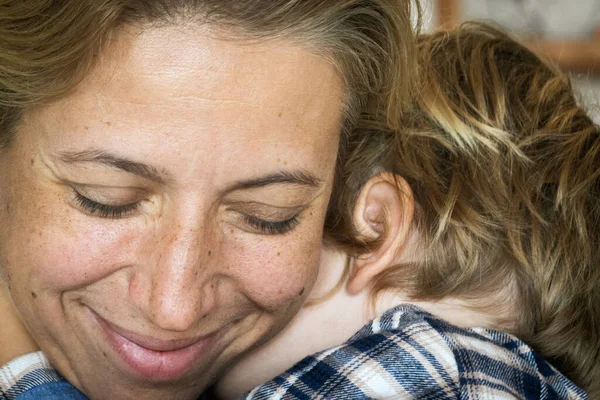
[{"left": 420, "top": 0, "right": 600, "bottom": 122}]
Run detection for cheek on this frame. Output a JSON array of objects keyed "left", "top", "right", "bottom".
[
  {"left": 25, "top": 223, "right": 134, "bottom": 290},
  {"left": 225, "top": 231, "right": 322, "bottom": 311},
  {"left": 1, "top": 182, "right": 138, "bottom": 295},
  {"left": 218, "top": 193, "right": 334, "bottom": 313}
]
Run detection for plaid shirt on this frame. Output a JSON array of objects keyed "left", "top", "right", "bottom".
[
  {"left": 0, "top": 351, "right": 85, "bottom": 400},
  {"left": 242, "top": 305, "right": 586, "bottom": 400},
  {"left": 1, "top": 305, "right": 587, "bottom": 399}
]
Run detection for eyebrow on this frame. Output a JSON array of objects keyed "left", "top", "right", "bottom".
[
  {"left": 57, "top": 150, "right": 170, "bottom": 184},
  {"left": 57, "top": 149, "right": 324, "bottom": 190},
  {"left": 228, "top": 170, "right": 324, "bottom": 191}
]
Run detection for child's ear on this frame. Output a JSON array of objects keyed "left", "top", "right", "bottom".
[{"left": 346, "top": 172, "right": 414, "bottom": 295}]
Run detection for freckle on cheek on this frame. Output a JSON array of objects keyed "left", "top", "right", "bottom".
[
  {"left": 208, "top": 250, "right": 212, "bottom": 256},
  {"left": 298, "top": 287, "right": 305, "bottom": 296},
  {"left": 31, "top": 291, "right": 38, "bottom": 299},
  {"left": 277, "top": 252, "right": 281, "bottom": 257}
]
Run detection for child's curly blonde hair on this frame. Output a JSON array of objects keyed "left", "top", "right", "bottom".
[{"left": 325, "top": 22, "right": 600, "bottom": 396}]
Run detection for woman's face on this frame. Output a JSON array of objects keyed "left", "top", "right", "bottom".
[{"left": 0, "top": 25, "right": 343, "bottom": 399}]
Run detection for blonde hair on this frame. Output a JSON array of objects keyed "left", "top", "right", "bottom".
[
  {"left": 0, "top": 0, "right": 421, "bottom": 150},
  {"left": 326, "top": 22, "right": 600, "bottom": 396}
]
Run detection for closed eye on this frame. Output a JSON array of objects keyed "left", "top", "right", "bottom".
[
  {"left": 242, "top": 214, "right": 300, "bottom": 235},
  {"left": 73, "top": 192, "right": 140, "bottom": 219}
]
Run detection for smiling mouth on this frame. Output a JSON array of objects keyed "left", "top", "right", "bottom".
[{"left": 92, "top": 310, "right": 220, "bottom": 381}]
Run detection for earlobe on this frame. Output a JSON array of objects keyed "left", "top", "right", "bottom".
[{"left": 346, "top": 173, "right": 414, "bottom": 295}]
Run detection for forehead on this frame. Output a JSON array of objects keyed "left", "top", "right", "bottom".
[
  {"left": 108, "top": 24, "right": 343, "bottom": 111},
  {"left": 29, "top": 24, "right": 345, "bottom": 187}
]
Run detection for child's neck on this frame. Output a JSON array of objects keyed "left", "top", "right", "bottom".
[{"left": 213, "top": 247, "right": 509, "bottom": 399}]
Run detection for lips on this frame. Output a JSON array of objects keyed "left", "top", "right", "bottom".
[
  {"left": 92, "top": 310, "right": 218, "bottom": 381},
  {"left": 105, "top": 320, "right": 209, "bottom": 352}
]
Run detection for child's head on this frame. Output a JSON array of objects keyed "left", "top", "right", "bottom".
[{"left": 326, "top": 22, "right": 600, "bottom": 395}]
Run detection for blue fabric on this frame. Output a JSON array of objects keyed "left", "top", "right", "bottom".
[{"left": 13, "top": 382, "right": 86, "bottom": 400}]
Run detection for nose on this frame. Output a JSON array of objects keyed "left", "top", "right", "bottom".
[{"left": 134, "top": 221, "right": 216, "bottom": 332}]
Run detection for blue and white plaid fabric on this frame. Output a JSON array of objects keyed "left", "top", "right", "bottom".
[
  {"left": 0, "top": 352, "right": 77, "bottom": 400},
  {"left": 241, "top": 305, "right": 587, "bottom": 400},
  {"left": 1, "top": 305, "right": 588, "bottom": 399}
]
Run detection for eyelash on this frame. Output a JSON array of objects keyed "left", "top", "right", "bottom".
[
  {"left": 242, "top": 214, "right": 300, "bottom": 235},
  {"left": 74, "top": 193, "right": 140, "bottom": 219},
  {"left": 74, "top": 192, "right": 301, "bottom": 235}
]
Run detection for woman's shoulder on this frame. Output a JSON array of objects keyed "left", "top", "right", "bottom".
[{"left": 242, "top": 304, "right": 587, "bottom": 400}]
